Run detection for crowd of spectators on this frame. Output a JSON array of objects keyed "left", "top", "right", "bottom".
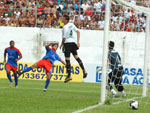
[{"left": 0, "top": 0, "right": 149, "bottom": 32}]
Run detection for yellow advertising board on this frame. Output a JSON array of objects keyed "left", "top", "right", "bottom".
[{"left": 0, "top": 61, "right": 83, "bottom": 82}]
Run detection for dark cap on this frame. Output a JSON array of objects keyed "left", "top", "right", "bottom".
[{"left": 109, "top": 41, "right": 114, "bottom": 49}]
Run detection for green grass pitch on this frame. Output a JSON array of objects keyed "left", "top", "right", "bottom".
[{"left": 0, "top": 79, "right": 150, "bottom": 113}]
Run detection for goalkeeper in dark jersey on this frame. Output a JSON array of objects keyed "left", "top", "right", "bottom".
[{"left": 107, "top": 41, "right": 126, "bottom": 97}]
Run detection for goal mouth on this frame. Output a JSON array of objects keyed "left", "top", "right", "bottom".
[{"left": 100, "top": 0, "right": 150, "bottom": 109}]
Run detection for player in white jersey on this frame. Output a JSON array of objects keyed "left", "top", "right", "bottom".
[{"left": 60, "top": 15, "right": 87, "bottom": 83}]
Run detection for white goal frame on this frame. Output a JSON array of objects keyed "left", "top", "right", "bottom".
[{"left": 101, "top": 0, "right": 150, "bottom": 103}]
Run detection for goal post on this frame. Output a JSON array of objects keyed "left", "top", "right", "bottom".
[
  {"left": 100, "top": 0, "right": 111, "bottom": 104},
  {"left": 142, "top": 14, "right": 150, "bottom": 97}
]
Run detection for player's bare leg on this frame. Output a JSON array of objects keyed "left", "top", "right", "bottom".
[
  {"left": 64, "top": 57, "right": 72, "bottom": 83},
  {"left": 6, "top": 70, "right": 13, "bottom": 87},
  {"left": 74, "top": 55, "right": 87, "bottom": 78}
]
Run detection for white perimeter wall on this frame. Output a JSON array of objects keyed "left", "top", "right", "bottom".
[{"left": 0, "top": 27, "right": 150, "bottom": 84}]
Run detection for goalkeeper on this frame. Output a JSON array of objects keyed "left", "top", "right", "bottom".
[{"left": 107, "top": 41, "right": 126, "bottom": 97}]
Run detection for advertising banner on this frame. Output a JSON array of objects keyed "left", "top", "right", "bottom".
[
  {"left": 96, "top": 66, "right": 150, "bottom": 85},
  {"left": 0, "top": 61, "right": 83, "bottom": 82}
]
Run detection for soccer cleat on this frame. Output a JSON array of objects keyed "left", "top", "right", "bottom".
[
  {"left": 83, "top": 72, "right": 88, "bottom": 78},
  {"left": 43, "top": 89, "right": 47, "bottom": 92},
  {"left": 16, "top": 71, "right": 23, "bottom": 76},
  {"left": 64, "top": 77, "right": 72, "bottom": 83},
  {"left": 15, "top": 86, "right": 19, "bottom": 88}
]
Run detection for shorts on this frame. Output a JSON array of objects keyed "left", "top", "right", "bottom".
[
  {"left": 36, "top": 59, "right": 53, "bottom": 74},
  {"left": 5, "top": 64, "right": 18, "bottom": 74},
  {"left": 63, "top": 42, "right": 79, "bottom": 57},
  {"left": 108, "top": 66, "right": 124, "bottom": 82}
]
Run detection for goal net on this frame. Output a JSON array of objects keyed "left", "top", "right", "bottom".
[{"left": 100, "top": 0, "right": 150, "bottom": 110}]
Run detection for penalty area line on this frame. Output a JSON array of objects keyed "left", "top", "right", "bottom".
[{"left": 72, "top": 103, "right": 103, "bottom": 113}]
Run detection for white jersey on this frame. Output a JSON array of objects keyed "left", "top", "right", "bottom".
[{"left": 62, "top": 23, "right": 78, "bottom": 43}]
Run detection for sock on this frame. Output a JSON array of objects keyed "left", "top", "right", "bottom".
[
  {"left": 14, "top": 77, "right": 18, "bottom": 86},
  {"left": 66, "top": 60, "right": 71, "bottom": 78},
  {"left": 44, "top": 79, "right": 50, "bottom": 89},
  {"left": 111, "top": 89, "right": 117, "bottom": 95},
  {"left": 7, "top": 74, "right": 13, "bottom": 83},
  {"left": 22, "top": 67, "right": 32, "bottom": 73},
  {"left": 76, "top": 58, "right": 86, "bottom": 73}
]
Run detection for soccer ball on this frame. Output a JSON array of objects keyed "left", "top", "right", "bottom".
[{"left": 129, "top": 100, "right": 139, "bottom": 110}]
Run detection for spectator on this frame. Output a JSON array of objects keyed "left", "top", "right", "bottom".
[
  {"left": 94, "top": 0, "right": 103, "bottom": 13},
  {"left": 133, "top": 23, "right": 138, "bottom": 32},
  {"left": 58, "top": 15, "right": 64, "bottom": 28},
  {"left": 115, "top": 18, "right": 121, "bottom": 31},
  {"left": 90, "top": 19, "right": 97, "bottom": 30},
  {"left": 37, "top": 15, "right": 43, "bottom": 27},
  {"left": 43, "top": 17, "right": 51, "bottom": 28},
  {"left": 51, "top": 3, "right": 57, "bottom": 17},
  {"left": 74, "top": 1, "right": 79, "bottom": 11},
  {"left": 44, "top": 3, "right": 50, "bottom": 14},
  {"left": 14, "top": 9, "right": 21, "bottom": 18},
  {"left": 3, "top": 13, "right": 10, "bottom": 25},
  {"left": 98, "top": 16, "right": 104, "bottom": 30},
  {"left": 126, "top": 25, "right": 131, "bottom": 32},
  {"left": 11, "top": 15, "right": 19, "bottom": 27},
  {"left": 95, "top": 22, "right": 100, "bottom": 30},
  {"left": 69, "top": 15, "right": 75, "bottom": 23},
  {"left": 79, "top": 11, "right": 85, "bottom": 21},
  {"left": 95, "top": 12, "right": 100, "bottom": 21},
  {"left": 6, "top": 0, "right": 13, "bottom": 5},
  {"left": 48, "top": 13, "right": 54, "bottom": 26},
  {"left": 29, "top": 15, "right": 35, "bottom": 27},
  {"left": 74, "top": 15, "right": 79, "bottom": 28},
  {"left": 41, "top": 10, "right": 47, "bottom": 20},
  {"left": 4, "top": 9, "right": 13, "bottom": 17},
  {"left": 85, "top": 24, "right": 90, "bottom": 30},
  {"left": 81, "top": 0, "right": 89, "bottom": 12},
  {"left": 18, "top": 15, "right": 25, "bottom": 27},
  {"left": 139, "top": 25, "right": 144, "bottom": 32},
  {"left": 8, "top": 20, "right": 15, "bottom": 27},
  {"left": 68, "top": 0, "right": 74, "bottom": 12},
  {"left": 85, "top": 7, "right": 93, "bottom": 16},
  {"left": 0, "top": 0, "right": 147, "bottom": 32}
]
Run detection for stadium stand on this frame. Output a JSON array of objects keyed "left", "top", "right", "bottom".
[{"left": 0, "top": 0, "right": 149, "bottom": 32}]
